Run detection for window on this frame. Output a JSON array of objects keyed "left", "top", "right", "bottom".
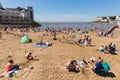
[
  {"left": 20, "top": 17, "right": 23, "bottom": 19},
  {"left": 16, "top": 17, "right": 19, "bottom": 18},
  {"left": 109, "top": 16, "right": 116, "bottom": 20},
  {"left": 102, "top": 17, "right": 107, "bottom": 20},
  {"left": 11, "top": 16, "right": 14, "bottom": 18},
  {"left": 6, "top": 16, "right": 9, "bottom": 18},
  {"left": 6, "top": 20, "right": 9, "bottom": 22},
  {"left": 17, "top": 20, "right": 19, "bottom": 22},
  {"left": 21, "top": 20, "right": 24, "bottom": 22}
]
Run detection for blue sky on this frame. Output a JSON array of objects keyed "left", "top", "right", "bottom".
[{"left": 1, "top": 0, "right": 120, "bottom": 22}]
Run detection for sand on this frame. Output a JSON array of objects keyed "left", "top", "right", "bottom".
[{"left": 0, "top": 28, "right": 120, "bottom": 80}]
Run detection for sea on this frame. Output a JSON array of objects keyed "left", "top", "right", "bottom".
[{"left": 40, "top": 22, "right": 115, "bottom": 31}]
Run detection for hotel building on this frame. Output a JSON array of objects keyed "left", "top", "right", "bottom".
[{"left": 0, "top": 2, "right": 35, "bottom": 27}]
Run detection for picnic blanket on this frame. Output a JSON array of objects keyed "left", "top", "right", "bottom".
[{"left": 33, "top": 44, "right": 48, "bottom": 48}]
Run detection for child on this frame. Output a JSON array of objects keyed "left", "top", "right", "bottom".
[{"left": 26, "top": 52, "right": 36, "bottom": 60}]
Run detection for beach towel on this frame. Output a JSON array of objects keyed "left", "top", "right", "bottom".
[
  {"left": 77, "top": 61, "right": 85, "bottom": 68},
  {"left": 33, "top": 44, "right": 41, "bottom": 47},
  {"left": 102, "top": 62, "right": 110, "bottom": 72},
  {"left": 39, "top": 45, "right": 48, "bottom": 48},
  {"left": 33, "top": 44, "right": 48, "bottom": 48}
]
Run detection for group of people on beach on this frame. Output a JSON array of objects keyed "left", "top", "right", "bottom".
[
  {"left": 0, "top": 25, "right": 119, "bottom": 79},
  {"left": 78, "top": 34, "right": 91, "bottom": 46},
  {"left": 99, "top": 42, "right": 118, "bottom": 54},
  {"left": 4, "top": 52, "right": 36, "bottom": 78},
  {"left": 66, "top": 57, "right": 110, "bottom": 75},
  {"left": 35, "top": 40, "right": 52, "bottom": 46}
]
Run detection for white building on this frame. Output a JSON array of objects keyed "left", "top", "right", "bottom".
[
  {"left": 96, "top": 16, "right": 120, "bottom": 23},
  {"left": 0, "top": 2, "right": 34, "bottom": 27}
]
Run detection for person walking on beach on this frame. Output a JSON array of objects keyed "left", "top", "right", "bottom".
[{"left": 53, "top": 29, "right": 57, "bottom": 40}]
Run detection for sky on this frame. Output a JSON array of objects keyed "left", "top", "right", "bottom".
[{"left": 0, "top": 0, "right": 120, "bottom": 22}]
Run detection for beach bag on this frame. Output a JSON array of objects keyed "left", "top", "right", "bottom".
[{"left": 102, "top": 62, "right": 110, "bottom": 72}]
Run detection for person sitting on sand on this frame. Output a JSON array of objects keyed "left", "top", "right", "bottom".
[
  {"left": 5, "top": 60, "right": 19, "bottom": 77},
  {"left": 111, "top": 43, "right": 118, "bottom": 54},
  {"left": 66, "top": 60, "right": 79, "bottom": 72},
  {"left": 45, "top": 40, "right": 52, "bottom": 46},
  {"left": 35, "top": 40, "right": 43, "bottom": 45},
  {"left": 35, "top": 41, "right": 40, "bottom": 45},
  {"left": 37, "top": 40, "right": 43, "bottom": 45},
  {"left": 94, "top": 60, "right": 104, "bottom": 74},
  {"left": 89, "top": 57, "right": 104, "bottom": 70},
  {"left": 90, "top": 60, "right": 96, "bottom": 71},
  {"left": 5, "top": 60, "right": 14, "bottom": 72},
  {"left": 39, "top": 40, "right": 43, "bottom": 45},
  {"left": 97, "top": 57, "right": 104, "bottom": 63},
  {"left": 98, "top": 31, "right": 103, "bottom": 36},
  {"left": 26, "top": 52, "right": 36, "bottom": 60},
  {"left": 89, "top": 57, "right": 104, "bottom": 74},
  {"left": 109, "top": 43, "right": 118, "bottom": 54},
  {"left": 99, "top": 45, "right": 104, "bottom": 52},
  {"left": 104, "top": 46, "right": 109, "bottom": 54}
]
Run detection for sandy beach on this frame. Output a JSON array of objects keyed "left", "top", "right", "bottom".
[{"left": 0, "top": 28, "right": 120, "bottom": 80}]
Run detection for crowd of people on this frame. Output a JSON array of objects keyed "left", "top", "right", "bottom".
[
  {"left": 77, "top": 34, "right": 92, "bottom": 46},
  {"left": 98, "top": 42, "right": 118, "bottom": 54},
  {"left": 35, "top": 40, "right": 52, "bottom": 46},
  {"left": 4, "top": 52, "right": 36, "bottom": 78},
  {"left": 0, "top": 26, "right": 119, "bottom": 79},
  {"left": 66, "top": 57, "right": 110, "bottom": 75}
]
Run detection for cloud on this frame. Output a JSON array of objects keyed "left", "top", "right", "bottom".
[{"left": 37, "top": 14, "right": 95, "bottom": 22}]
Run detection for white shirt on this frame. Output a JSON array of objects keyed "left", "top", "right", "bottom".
[{"left": 46, "top": 42, "right": 49, "bottom": 46}]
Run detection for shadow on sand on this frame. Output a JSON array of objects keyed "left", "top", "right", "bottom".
[
  {"left": 98, "top": 72, "right": 116, "bottom": 78},
  {"left": 90, "top": 45, "right": 96, "bottom": 47}
]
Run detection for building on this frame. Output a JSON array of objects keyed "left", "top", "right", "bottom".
[
  {"left": 96, "top": 16, "right": 120, "bottom": 23},
  {"left": 0, "top": 2, "right": 35, "bottom": 27}
]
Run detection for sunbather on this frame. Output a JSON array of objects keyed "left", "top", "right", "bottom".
[
  {"left": 104, "top": 46, "right": 109, "bottom": 54},
  {"left": 46, "top": 40, "right": 52, "bottom": 46},
  {"left": 109, "top": 43, "right": 118, "bottom": 54},
  {"left": 5, "top": 60, "right": 19, "bottom": 77},
  {"left": 66, "top": 60, "right": 79, "bottom": 72},
  {"left": 6, "top": 60, "right": 14, "bottom": 72},
  {"left": 99, "top": 45, "right": 104, "bottom": 52},
  {"left": 94, "top": 60, "right": 104, "bottom": 74},
  {"left": 26, "top": 52, "right": 36, "bottom": 60},
  {"left": 38, "top": 40, "right": 43, "bottom": 45}
]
